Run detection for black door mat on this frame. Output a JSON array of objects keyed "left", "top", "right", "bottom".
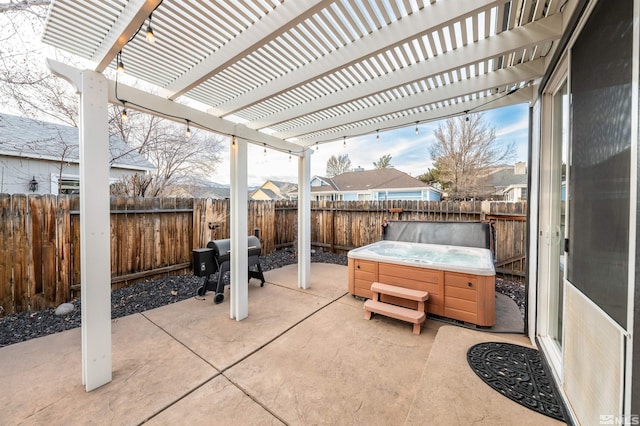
[{"left": 467, "top": 342, "right": 566, "bottom": 422}]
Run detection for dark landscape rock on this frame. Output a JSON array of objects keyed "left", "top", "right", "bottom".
[
  {"left": 495, "top": 277, "right": 526, "bottom": 316},
  {"left": 0, "top": 250, "right": 346, "bottom": 347},
  {"left": 0, "top": 250, "right": 523, "bottom": 348}
]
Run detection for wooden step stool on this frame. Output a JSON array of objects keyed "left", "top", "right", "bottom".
[{"left": 364, "top": 282, "right": 429, "bottom": 335}]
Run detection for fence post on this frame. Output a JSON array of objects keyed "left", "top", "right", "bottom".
[
  {"left": 0, "top": 194, "right": 13, "bottom": 314},
  {"left": 481, "top": 200, "right": 491, "bottom": 221}
]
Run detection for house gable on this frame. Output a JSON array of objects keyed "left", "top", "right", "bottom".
[
  {"left": 250, "top": 179, "right": 297, "bottom": 201},
  {"left": 0, "top": 113, "right": 154, "bottom": 171},
  {"left": 0, "top": 113, "right": 155, "bottom": 194},
  {"left": 311, "top": 168, "right": 441, "bottom": 201}
]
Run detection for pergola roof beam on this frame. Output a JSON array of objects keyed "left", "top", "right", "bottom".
[
  {"left": 277, "top": 60, "right": 542, "bottom": 140},
  {"left": 111, "top": 87, "right": 303, "bottom": 155},
  {"left": 41, "top": 0, "right": 560, "bottom": 158},
  {"left": 90, "top": 0, "right": 162, "bottom": 72},
  {"left": 212, "top": 0, "right": 509, "bottom": 117},
  {"left": 164, "top": 1, "right": 329, "bottom": 100},
  {"left": 42, "top": 59, "right": 305, "bottom": 156},
  {"left": 250, "top": 14, "right": 560, "bottom": 132},
  {"left": 298, "top": 86, "right": 533, "bottom": 147}
]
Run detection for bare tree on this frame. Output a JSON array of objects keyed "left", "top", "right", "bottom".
[
  {"left": 0, "top": 1, "right": 50, "bottom": 14},
  {"left": 53, "top": 131, "right": 75, "bottom": 193},
  {"left": 0, "top": 2, "right": 79, "bottom": 125},
  {"left": 1, "top": 7, "right": 225, "bottom": 197},
  {"left": 2, "top": 72, "right": 79, "bottom": 126},
  {"left": 430, "top": 113, "right": 515, "bottom": 199},
  {"left": 109, "top": 110, "right": 224, "bottom": 197},
  {"left": 326, "top": 154, "right": 351, "bottom": 177},
  {"left": 109, "top": 173, "right": 153, "bottom": 197},
  {"left": 373, "top": 154, "right": 392, "bottom": 169}
]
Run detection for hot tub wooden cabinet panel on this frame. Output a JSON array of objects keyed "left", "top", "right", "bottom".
[
  {"left": 444, "top": 272, "right": 495, "bottom": 326},
  {"left": 348, "top": 258, "right": 379, "bottom": 299},
  {"left": 347, "top": 241, "right": 496, "bottom": 326},
  {"left": 348, "top": 260, "right": 445, "bottom": 316},
  {"left": 378, "top": 263, "right": 444, "bottom": 316}
]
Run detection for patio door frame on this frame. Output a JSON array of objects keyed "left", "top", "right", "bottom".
[{"left": 536, "top": 55, "right": 570, "bottom": 379}]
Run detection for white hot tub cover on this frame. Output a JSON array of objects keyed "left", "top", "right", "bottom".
[{"left": 348, "top": 240, "right": 495, "bottom": 276}]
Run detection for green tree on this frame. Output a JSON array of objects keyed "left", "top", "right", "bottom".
[
  {"left": 417, "top": 167, "right": 441, "bottom": 184},
  {"left": 373, "top": 154, "right": 392, "bottom": 169}
]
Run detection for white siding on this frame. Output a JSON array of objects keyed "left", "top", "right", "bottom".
[{"left": 0, "top": 156, "right": 144, "bottom": 195}]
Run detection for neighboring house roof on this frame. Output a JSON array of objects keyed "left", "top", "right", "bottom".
[
  {"left": 310, "top": 176, "right": 337, "bottom": 191},
  {"left": 253, "top": 188, "right": 279, "bottom": 199},
  {"left": 311, "top": 168, "right": 440, "bottom": 193},
  {"left": 0, "top": 113, "right": 155, "bottom": 171},
  {"left": 503, "top": 183, "right": 527, "bottom": 193},
  {"left": 478, "top": 163, "right": 528, "bottom": 194},
  {"left": 251, "top": 179, "right": 297, "bottom": 200},
  {"left": 485, "top": 168, "right": 528, "bottom": 188},
  {"left": 268, "top": 180, "right": 297, "bottom": 190},
  {"left": 165, "top": 185, "right": 232, "bottom": 199}
]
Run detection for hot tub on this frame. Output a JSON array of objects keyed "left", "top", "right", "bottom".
[{"left": 348, "top": 240, "right": 496, "bottom": 326}]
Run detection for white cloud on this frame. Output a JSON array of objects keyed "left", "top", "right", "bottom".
[
  {"left": 495, "top": 115, "right": 529, "bottom": 138},
  {"left": 209, "top": 104, "right": 530, "bottom": 185},
  {"left": 210, "top": 142, "right": 300, "bottom": 187}
]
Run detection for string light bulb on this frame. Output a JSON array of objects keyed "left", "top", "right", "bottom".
[
  {"left": 376, "top": 130, "right": 380, "bottom": 142},
  {"left": 121, "top": 102, "right": 128, "bottom": 122},
  {"left": 315, "top": 142, "right": 319, "bottom": 151},
  {"left": 117, "top": 51, "right": 125, "bottom": 74},
  {"left": 263, "top": 143, "right": 267, "bottom": 156},
  {"left": 343, "top": 136, "right": 346, "bottom": 148},
  {"left": 185, "top": 120, "right": 191, "bottom": 137},
  {"left": 145, "top": 14, "right": 155, "bottom": 44},
  {"left": 288, "top": 150, "right": 292, "bottom": 162},
  {"left": 415, "top": 122, "right": 419, "bottom": 135}
]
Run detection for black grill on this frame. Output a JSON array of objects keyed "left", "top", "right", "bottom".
[{"left": 193, "top": 236, "right": 265, "bottom": 304}]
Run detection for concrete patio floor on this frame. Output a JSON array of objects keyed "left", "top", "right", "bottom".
[{"left": 1, "top": 263, "right": 563, "bottom": 425}]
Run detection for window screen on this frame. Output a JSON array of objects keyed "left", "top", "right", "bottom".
[
  {"left": 58, "top": 178, "right": 80, "bottom": 194},
  {"left": 568, "top": 0, "right": 633, "bottom": 328}
]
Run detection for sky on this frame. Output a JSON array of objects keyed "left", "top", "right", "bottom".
[
  {"left": 210, "top": 103, "right": 530, "bottom": 187},
  {"left": 0, "top": 5, "right": 530, "bottom": 189}
]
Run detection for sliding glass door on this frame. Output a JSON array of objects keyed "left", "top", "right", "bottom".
[{"left": 537, "top": 66, "right": 570, "bottom": 373}]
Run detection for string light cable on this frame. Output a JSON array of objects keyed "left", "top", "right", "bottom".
[
  {"left": 311, "top": 85, "right": 523, "bottom": 148},
  {"left": 111, "top": 0, "right": 519, "bottom": 158},
  {"left": 110, "top": 2, "right": 307, "bottom": 157}
]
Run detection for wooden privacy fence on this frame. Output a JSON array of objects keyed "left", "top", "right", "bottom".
[
  {"left": 485, "top": 201, "right": 527, "bottom": 279},
  {"left": 309, "top": 199, "right": 483, "bottom": 252},
  {"left": 0, "top": 195, "right": 198, "bottom": 314},
  {"left": 0, "top": 195, "right": 526, "bottom": 314}
]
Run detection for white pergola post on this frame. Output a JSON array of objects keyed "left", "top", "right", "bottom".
[
  {"left": 298, "top": 150, "right": 311, "bottom": 289},
  {"left": 229, "top": 136, "right": 249, "bottom": 320},
  {"left": 79, "top": 70, "right": 112, "bottom": 391}
]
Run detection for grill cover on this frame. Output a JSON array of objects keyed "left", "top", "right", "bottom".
[
  {"left": 247, "top": 235, "right": 262, "bottom": 257},
  {"left": 206, "top": 236, "right": 262, "bottom": 263}
]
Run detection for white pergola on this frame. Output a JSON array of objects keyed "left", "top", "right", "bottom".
[{"left": 41, "top": 0, "right": 573, "bottom": 391}]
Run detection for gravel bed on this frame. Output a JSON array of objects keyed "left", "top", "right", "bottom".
[
  {"left": 0, "top": 250, "right": 524, "bottom": 348},
  {"left": 0, "top": 250, "right": 345, "bottom": 348},
  {"left": 495, "top": 277, "right": 526, "bottom": 316}
]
